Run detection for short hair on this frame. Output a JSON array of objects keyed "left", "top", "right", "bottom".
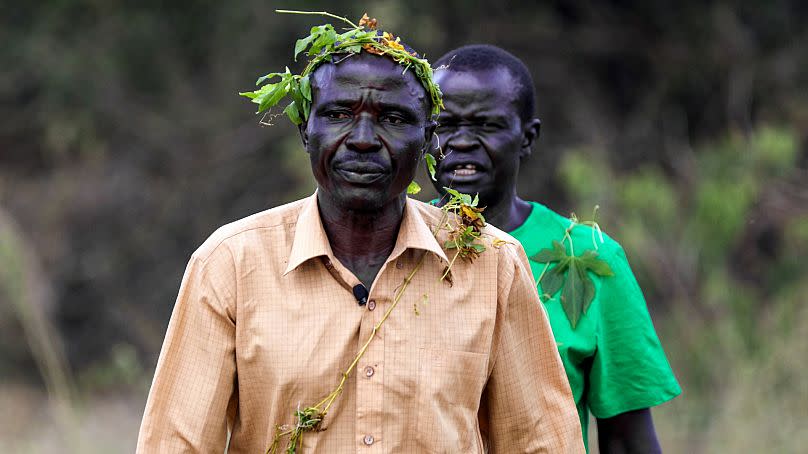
[{"left": 433, "top": 44, "right": 535, "bottom": 122}]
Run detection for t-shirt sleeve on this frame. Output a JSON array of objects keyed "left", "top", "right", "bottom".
[{"left": 587, "top": 245, "right": 681, "bottom": 418}]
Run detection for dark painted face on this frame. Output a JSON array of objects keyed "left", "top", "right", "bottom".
[
  {"left": 431, "top": 68, "right": 534, "bottom": 206},
  {"left": 302, "top": 52, "right": 434, "bottom": 212}
]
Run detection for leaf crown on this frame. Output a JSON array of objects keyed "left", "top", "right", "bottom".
[{"left": 240, "top": 10, "right": 444, "bottom": 126}]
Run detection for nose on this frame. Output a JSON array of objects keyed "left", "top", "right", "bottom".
[
  {"left": 444, "top": 126, "right": 478, "bottom": 153},
  {"left": 345, "top": 115, "right": 382, "bottom": 153}
]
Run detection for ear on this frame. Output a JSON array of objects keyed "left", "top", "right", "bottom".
[
  {"left": 520, "top": 117, "right": 541, "bottom": 158},
  {"left": 423, "top": 120, "right": 438, "bottom": 156},
  {"left": 298, "top": 121, "right": 309, "bottom": 152}
]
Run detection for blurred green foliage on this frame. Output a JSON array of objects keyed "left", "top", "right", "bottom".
[
  {"left": 559, "top": 127, "right": 807, "bottom": 451},
  {"left": 0, "top": 1, "right": 807, "bottom": 451}
]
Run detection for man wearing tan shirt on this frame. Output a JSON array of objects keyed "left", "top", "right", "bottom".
[{"left": 137, "top": 21, "right": 583, "bottom": 453}]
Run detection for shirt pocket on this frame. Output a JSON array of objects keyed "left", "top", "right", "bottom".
[{"left": 415, "top": 347, "right": 489, "bottom": 453}]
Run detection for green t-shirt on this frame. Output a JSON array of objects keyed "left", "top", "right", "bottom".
[{"left": 510, "top": 202, "right": 681, "bottom": 449}]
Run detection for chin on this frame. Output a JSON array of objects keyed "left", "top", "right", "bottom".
[{"left": 333, "top": 188, "right": 390, "bottom": 213}]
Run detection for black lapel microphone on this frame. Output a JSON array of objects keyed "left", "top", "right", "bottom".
[{"left": 353, "top": 284, "right": 368, "bottom": 306}]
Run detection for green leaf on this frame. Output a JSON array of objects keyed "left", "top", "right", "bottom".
[
  {"left": 343, "top": 44, "right": 363, "bottom": 54},
  {"left": 471, "top": 193, "right": 479, "bottom": 207},
  {"left": 308, "top": 25, "right": 337, "bottom": 56},
  {"left": 241, "top": 81, "right": 276, "bottom": 100},
  {"left": 444, "top": 187, "right": 463, "bottom": 199},
  {"left": 531, "top": 240, "right": 567, "bottom": 263},
  {"left": 540, "top": 264, "right": 566, "bottom": 297},
  {"left": 299, "top": 75, "right": 312, "bottom": 101},
  {"left": 250, "top": 82, "right": 279, "bottom": 103},
  {"left": 424, "top": 153, "right": 437, "bottom": 180},
  {"left": 578, "top": 250, "right": 614, "bottom": 276},
  {"left": 256, "top": 71, "right": 285, "bottom": 86},
  {"left": 581, "top": 269, "right": 596, "bottom": 314},
  {"left": 561, "top": 259, "right": 586, "bottom": 328},
  {"left": 471, "top": 243, "right": 486, "bottom": 253},
  {"left": 283, "top": 101, "right": 302, "bottom": 125},
  {"left": 294, "top": 35, "right": 315, "bottom": 61},
  {"left": 407, "top": 180, "right": 421, "bottom": 195},
  {"left": 444, "top": 240, "right": 458, "bottom": 249},
  {"left": 257, "top": 82, "right": 291, "bottom": 112}
]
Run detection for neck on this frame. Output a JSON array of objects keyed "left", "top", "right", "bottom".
[
  {"left": 480, "top": 190, "right": 532, "bottom": 233},
  {"left": 317, "top": 192, "right": 406, "bottom": 288}
]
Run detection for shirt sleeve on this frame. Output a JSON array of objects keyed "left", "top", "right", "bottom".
[
  {"left": 588, "top": 245, "right": 681, "bottom": 418},
  {"left": 136, "top": 246, "right": 238, "bottom": 453},
  {"left": 482, "top": 244, "right": 585, "bottom": 453}
]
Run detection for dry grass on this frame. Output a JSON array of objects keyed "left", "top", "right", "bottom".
[
  {"left": 653, "top": 284, "right": 808, "bottom": 454},
  {"left": 0, "top": 383, "right": 145, "bottom": 453}
]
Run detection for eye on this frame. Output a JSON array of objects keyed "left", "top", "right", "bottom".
[
  {"left": 380, "top": 113, "right": 407, "bottom": 125},
  {"left": 325, "top": 110, "right": 352, "bottom": 120}
]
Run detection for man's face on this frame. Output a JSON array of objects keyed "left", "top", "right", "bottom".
[
  {"left": 431, "top": 68, "right": 530, "bottom": 206},
  {"left": 303, "top": 53, "right": 433, "bottom": 212}
]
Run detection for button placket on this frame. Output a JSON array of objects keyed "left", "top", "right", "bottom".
[{"left": 356, "top": 291, "right": 384, "bottom": 450}]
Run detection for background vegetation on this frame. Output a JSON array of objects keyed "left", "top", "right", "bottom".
[{"left": 1, "top": 1, "right": 806, "bottom": 452}]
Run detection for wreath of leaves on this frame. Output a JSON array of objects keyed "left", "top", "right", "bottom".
[{"left": 240, "top": 10, "right": 443, "bottom": 125}]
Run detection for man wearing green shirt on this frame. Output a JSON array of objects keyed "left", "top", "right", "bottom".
[{"left": 429, "top": 44, "right": 681, "bottom": 453}]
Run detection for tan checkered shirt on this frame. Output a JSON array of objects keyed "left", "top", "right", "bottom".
[{"left": 137, "top": 194, "right": 583, "bottom": 453}]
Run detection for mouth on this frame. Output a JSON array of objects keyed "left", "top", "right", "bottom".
[
  {"left": 439, "top": 161, "right": 487, "bottom": 182},
  {"left": 334, "top": 163, "right": 388, "bottom": 184},
  {"left": 451, "top": 163, "right": 480, "bottom": 177}
]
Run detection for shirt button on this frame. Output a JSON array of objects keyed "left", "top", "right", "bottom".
[
  {"left": 395, "top": 261, "right": 403, "bottom": 269},
  {"left": 364, "top": 366, "right": 375, "bottom": 378},
  {"left": 363, "top": 434, "right": 374, "bottom": 445},
  {"left": 367, "top": 299, "right": 376, "bottom": 311}
]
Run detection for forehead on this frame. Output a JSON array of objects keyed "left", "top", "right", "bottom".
[
  {"left": 311, "top": 54, "right": 428, "bottom": 110},
  {"left": 434, "top": 68, "right": 520, "bottom": 116}
]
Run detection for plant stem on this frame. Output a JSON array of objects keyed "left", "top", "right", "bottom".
[
  {"left": 268, "top": 205, "right": 458, "bottom": 453},
  {"left": 275, "top": 10, "right": 359, "bottom": 29},
  {"left": 441, "top": 249, "right": 460, "bottom": 281},
  {"left": 318, "top": 250, "right": 428, "bottom": 415},
  {"left": 535, "top": 262, "right": 553, "bottom": 299}
]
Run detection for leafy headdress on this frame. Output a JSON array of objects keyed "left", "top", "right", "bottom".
[{"left": 240, "top": 10, "right": 443, "bottom": 125}]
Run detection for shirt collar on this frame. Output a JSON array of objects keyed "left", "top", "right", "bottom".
[
  {"left": 283, "top": 194, "right": 448, "bottom": 276},
  {"left": 390, "top": 197, "right": 449, "bottom": 264},
  {"left": 283, "top": 193, "right": 334, "bottom": 276}
]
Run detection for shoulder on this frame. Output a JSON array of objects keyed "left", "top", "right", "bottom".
[
  {"left": 533, "top": 202, "right": 628, "bottom": 264},
  {"left": 408, "top": 197, "right": 445, "bottom": 226},
  {"left": 412, "top": 198, "right": 525, "bottom": 255},
  {"left": 192, "top": 197, "right": 308, "bottom": 263}
]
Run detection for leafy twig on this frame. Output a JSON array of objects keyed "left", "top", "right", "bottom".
[
  {"left": 530, "top": 209, "right": 614, "bottom": 328},
  {"left": 268, "top": 249, "right": 429, "bottom": 453}
]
